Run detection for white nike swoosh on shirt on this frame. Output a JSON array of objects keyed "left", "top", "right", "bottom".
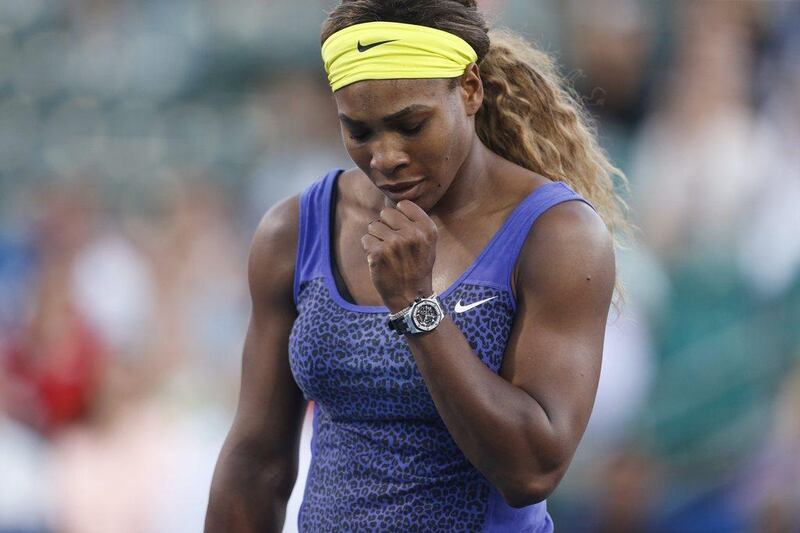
[{"left": 454, "top": 296, "right": 497, "bottom": 313}]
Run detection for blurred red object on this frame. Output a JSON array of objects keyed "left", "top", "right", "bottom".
[{"left": 2, "top": 303, "right": 107, "bottom": 437}]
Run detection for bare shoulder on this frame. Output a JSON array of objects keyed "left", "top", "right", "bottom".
[
  {"left": 337, "top": 166, "right": 383, "bottom": 211},
  {"left": 514, "top": 198, "right": 615, "bottom": 307},
  {"left": 248, "top": 194, "right": 301, "bottom": 305},
  {"left": 339, "top": 167, "right": 364, "bottom": 183},
  {"left": 250, "top": 194, "right": 300, "bottom": 256}
]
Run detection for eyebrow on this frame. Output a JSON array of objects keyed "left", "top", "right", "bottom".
[{"left": 338, "top": 104, "right": 432, "bottom": 125}]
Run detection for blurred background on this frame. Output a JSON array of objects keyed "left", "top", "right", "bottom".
[{"left": 0, "top": 0, "right": 798, "bottom": 532}]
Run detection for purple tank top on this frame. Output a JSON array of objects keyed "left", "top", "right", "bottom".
[{"left": 289, "top": 169, "right": 591, "bottom": 532}]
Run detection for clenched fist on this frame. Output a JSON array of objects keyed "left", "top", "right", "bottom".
[{"left": 361, "top": 200, "right": 438, "bottom": 313}]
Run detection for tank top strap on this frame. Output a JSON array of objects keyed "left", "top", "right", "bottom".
[
  {"left": 467, "top": 181, "right": 595, "bottom": 296},
  {"left": 293, "top": 168, "right": 342, "bottom": 307}
]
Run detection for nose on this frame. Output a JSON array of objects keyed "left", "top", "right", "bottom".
[{"left": 369, "top": 135, "right": 410, "bottom": 177}]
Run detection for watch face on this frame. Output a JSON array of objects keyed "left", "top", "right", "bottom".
[{"left": 412, "top": 301, "right": 442, "bottom": 331}]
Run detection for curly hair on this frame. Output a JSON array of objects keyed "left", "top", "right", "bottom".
[{"left": 322, "top": 0, "right": 630, "bottom": 255}]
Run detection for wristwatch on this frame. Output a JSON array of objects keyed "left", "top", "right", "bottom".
[{"left": 387, "top": 293, "right": 445, "bottom": 335}]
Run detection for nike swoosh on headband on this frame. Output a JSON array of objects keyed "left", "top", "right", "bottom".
[
  {"left": 454, "top": 296, "right": 497, "bottom": 313},
  {"left": 357, "top": 39, "right": 398, "bottom": 53}
]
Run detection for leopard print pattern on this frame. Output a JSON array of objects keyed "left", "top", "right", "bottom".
[{"left": 289, "top": 277, "right": 515, "bottom": 531}]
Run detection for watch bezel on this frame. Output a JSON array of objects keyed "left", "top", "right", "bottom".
[{"left": 410, "top": 297, "right": 444, "bottom": 332}]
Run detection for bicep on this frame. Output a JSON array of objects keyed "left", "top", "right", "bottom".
[
  {"left": 227, "top": 195, "right": 307, "bottom": 462},
  {"left": 500, "top": 201, "right": 615, "bottom": 458},
  {"left": 231, "top": 307, "right": 306, "bottom": 461}
]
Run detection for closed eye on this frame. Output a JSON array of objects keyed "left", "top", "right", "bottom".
[
  {"left": 347, "top": 129, "right": 371, "bottom": 142},
  {"left": 344, "top": 120, "right": 426, "bottom": 143},
  {"left": 399, "top": 122, "right": 425, "bottom": 136}
]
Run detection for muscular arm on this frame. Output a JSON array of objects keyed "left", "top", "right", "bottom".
[
  {"left": 205, "top": 196, "right": 307, "bottom": 533},
  {"left": 405, "top": 201, "right": 615, "bottom": 507}
]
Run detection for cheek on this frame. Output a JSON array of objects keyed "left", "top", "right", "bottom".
[
  {"left": 421, "top": 120, "right": 459, "bottom": 159},
  {"left": 343, "top": 139, "right": 370, "bottom": 167},
  {"left": 427, "top": 122, "right": 465, "bottom": 171}
]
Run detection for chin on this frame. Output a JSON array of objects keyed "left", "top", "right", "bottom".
[{"left": 413, "top": 193, "right": 441, "bottom": 214}]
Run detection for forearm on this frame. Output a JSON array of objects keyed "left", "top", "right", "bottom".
[
  {"left": 404, "top": 317, "right": 562, "bottom": 503},
  {"left": 364, "top": 197, "right": 604, "bottom": 505},
  {"left": 205, "top": 445, "right": 296, "bottom": 533}
]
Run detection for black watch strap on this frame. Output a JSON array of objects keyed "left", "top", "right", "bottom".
[
  {"left": 387, "top": 314, "right": 411, "bottom": 334},
  {"left": 387, "top": 302, "right": 414, "bottom": 334}
]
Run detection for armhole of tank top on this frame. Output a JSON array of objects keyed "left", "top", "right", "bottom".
[
  {"left": 505, "top": 184, "right": 596, "bottom": 313},
  {"left": 292, "top": 169, "right": 345, "bottom": 309},
  {"left": 292, "top": 191, "right": 306, "bottom": 310},
  {"left": 328, "top": 174, "right": 359, "bottom": 305}
]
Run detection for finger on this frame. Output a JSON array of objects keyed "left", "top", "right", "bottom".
[
  {"left": 366, "top": 219, "right": 395, "bottom": 241},
  {"left": 378, "top": 207, "right": 412, "bottom": 231},
  {"left": 395, "top": 199, "right": 426, "bottom": 222},
  {"left": 361, "top": 232, "right": 382, "bottom": 249},
  {"left": 361, "top": 234, "right": 383, "bottom": 268},
  {"left": 396, "top": 200, "right": 437, "bottom": 234}
]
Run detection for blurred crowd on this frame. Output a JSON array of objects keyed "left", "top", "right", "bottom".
[{"left": 0, "top": 1, "right": 798, "bottom": 532}]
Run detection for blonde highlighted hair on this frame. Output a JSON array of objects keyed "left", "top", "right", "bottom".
[{"left": 322, "top": 0, "right": 630, "bottom": 249}]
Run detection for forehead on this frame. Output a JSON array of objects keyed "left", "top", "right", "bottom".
[{"left": 333, "top": 78, "right": 452, "bottom": 120}]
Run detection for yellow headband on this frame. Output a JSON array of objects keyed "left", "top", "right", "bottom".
[{"left": 321, "top": 21, "right": 478, "bottom": 92}]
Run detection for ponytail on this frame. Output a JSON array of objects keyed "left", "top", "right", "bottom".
[{"left": 476, "top": 30, "right": 629, "bottom": 238}]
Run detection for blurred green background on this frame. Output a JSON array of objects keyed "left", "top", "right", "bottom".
[{"left": 1, "top": 1, "right": 798, "bottom": 532}]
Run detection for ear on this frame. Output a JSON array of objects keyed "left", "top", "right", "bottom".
[{"left": 459, "top": 63, "right": 483, "bottom": 117}]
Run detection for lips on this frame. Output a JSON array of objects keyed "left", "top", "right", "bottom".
[
  {"left": 379, "top": 180, "right": 423, "bottom": 193},
  {"left": 379, "top": 180, "right": 424, "bottom": 201}
]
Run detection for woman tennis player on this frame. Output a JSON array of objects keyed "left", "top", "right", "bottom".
[{"left": 206, "top": 1, "right": 626, "bottom": 531}]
